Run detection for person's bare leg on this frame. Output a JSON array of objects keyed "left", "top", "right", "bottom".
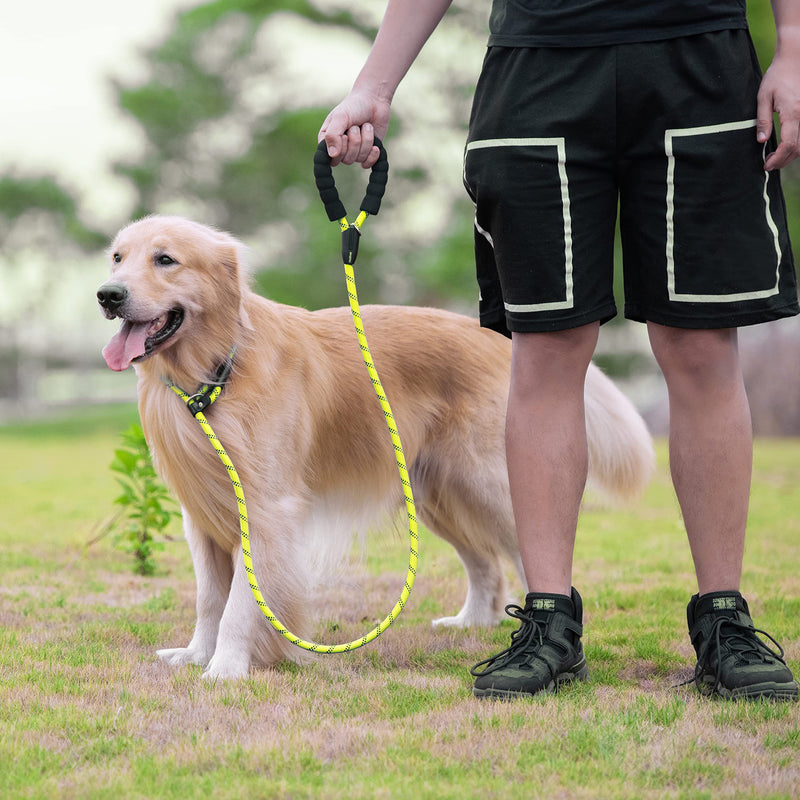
[
  {"left": 506, "top": 323, "right": 600, "bottom": 596},
  {"left": 647, "top": 323, "right": 751, "bottom": 594}
]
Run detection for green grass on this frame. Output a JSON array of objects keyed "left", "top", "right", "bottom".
[{"left": 1, "top": 408, "right": 798, "bottom": 799}]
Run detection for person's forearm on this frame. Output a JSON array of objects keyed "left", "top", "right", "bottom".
[
  {"left": 352, "top": 0, "right": 453, "bottom": 101},
  {"left": 772, "top": 0, "right": 800, "bottom": 54}
]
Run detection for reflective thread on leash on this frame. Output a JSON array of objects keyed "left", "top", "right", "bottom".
[{"left": 166, "top": 139, "right": 419, "bottom": 652}]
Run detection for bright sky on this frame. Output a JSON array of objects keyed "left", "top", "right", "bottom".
[{"left": 0, "top": 0, "right": 198, "bottom": 226}]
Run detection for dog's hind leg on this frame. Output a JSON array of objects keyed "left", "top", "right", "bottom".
[
  {"left": 432, "top": 543, "right": 509, "bottom": 628},
  {"left": 157, "top": 512, "right": 233, "bottom": 668},
  {"left": 418, "top": 499, "right": 510, "bottom": 629},
  {"left": 415, "top": 448, "right": 524, "bottom": 628}
]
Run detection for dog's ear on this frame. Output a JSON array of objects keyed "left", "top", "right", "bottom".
[
  {"left": 217, "top": 242, "right": 242, "bottom": 282},
  {"left": 212, "top": 233, "right": 250, "bottom": 291},
  {"left": 215, "top": 236, "right": 254, "bottom": 330}
]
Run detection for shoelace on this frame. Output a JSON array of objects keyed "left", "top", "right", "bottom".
[
  {"left": 695, "top": 615, "right": 787, "bottom": 695},
  {"left": 470, "top": 603, "right": 545, "bottom": 677}
]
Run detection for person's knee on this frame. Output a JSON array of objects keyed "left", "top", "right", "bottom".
[
  {"left": 509, "top": 324, "right": 599, "bottom": 395},
  {"left": 647, "top": 323, "right": 743, "bottom": 394}
]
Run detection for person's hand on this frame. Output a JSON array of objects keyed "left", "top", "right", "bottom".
[
  {"left": 757, "top": 49, "right": 800, "bottom": 171},
  {"left": 318, "top": 90, "right": 392, "bottom": 168}
]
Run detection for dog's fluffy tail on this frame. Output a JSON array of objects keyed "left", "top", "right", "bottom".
[{"left": 584, "top": 364, "right": 656, "bottom": 504}]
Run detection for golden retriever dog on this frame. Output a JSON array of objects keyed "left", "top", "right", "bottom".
[{"left": 97, "top": 215, "right": 654, "bottom": 680}]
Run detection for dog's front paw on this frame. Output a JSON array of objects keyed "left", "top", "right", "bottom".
[
  {"left": 201, "top": 652, "right": 250, "bottom": 681},
  {"left": 157, "top": 646, "right": 212, "bottom": 668}
]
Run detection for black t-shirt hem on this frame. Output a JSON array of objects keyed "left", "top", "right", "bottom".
[{"left": 487, "top": 19, "right": 748, "bottom": 48}]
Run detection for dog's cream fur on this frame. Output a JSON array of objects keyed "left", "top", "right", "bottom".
[{"left": 98, "top": 215, "right": 654, "bottom": 680}]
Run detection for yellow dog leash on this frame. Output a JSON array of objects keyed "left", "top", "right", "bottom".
[{"left": 167, "top": 139, "right": 419, "bottom": 652}]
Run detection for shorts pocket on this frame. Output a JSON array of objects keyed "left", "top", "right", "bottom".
[{"left": 664, "top": 120, "right": 783, "bottom": 303}]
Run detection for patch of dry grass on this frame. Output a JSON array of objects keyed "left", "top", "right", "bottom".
[{"left": 1, "top": 413, "right": 798, "bottom": 799}]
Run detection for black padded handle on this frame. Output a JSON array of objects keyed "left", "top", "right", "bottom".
[{"left": 314, "top": 138, "right": 389, "bottom": 222}]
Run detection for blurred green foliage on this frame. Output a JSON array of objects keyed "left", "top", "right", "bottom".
[{"left": 0, "top": 174, "right": 106, "bottom": 253}]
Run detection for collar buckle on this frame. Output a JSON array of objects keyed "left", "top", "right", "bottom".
[
  {"left": 187, "top": 389, "right": 219, "bottom": 417},
  {"left": 166, "top": 346, "right": 237, "bottom": 417}
]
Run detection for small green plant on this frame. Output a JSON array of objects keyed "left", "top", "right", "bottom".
[{"left": 108, "top": 423, "right": 179, "bottom": 575}]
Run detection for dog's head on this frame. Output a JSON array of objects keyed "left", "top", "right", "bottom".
[{"left": 98, "top": 215, "right": 249, "bottom": 378}]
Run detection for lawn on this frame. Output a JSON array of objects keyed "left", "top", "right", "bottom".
[{"left": 1, "top": 405, "right": 798, "bottom": 799}]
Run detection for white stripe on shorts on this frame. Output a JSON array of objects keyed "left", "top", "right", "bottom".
[{"left": 466, "top": 137, "right": 575, "bottom": 313}]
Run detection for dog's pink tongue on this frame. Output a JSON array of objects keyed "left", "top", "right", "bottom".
[{"left": 102, "top": 320, "right": 150, "bottom": 371}]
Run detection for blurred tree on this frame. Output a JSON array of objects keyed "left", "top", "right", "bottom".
[
  {"left": 0, "top": 174, "right": 106, "bottom": 254},
  {"left": 0, "top": 174, "right": 108, "bottom": 403},
  {"left": 111, "top": 0, "right": 486, "bottom": 310}
]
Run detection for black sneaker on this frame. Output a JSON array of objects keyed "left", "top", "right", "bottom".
[
  {"left": 687, "top": 591, "right": 798, "bottom": 701},
  {"left": 471, "top": 587, "right": 589, "bottom": 699}
]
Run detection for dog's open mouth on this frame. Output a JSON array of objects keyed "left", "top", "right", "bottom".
[{"left": 102, "top": 308, "right": 184, "bottom": 371}]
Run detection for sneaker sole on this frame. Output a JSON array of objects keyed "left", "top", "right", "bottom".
[
  {"left": 472, "top": 662, "right": 589, "bottom": 700},
  {"left": 698, "top": 678, "right": 799, "bottom": 702}
]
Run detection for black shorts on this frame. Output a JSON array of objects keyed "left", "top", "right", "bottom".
[{"left": 463, "top": 30, "right": 800, "bottom": 334}]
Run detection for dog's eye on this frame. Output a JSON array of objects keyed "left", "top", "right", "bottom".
[
  {"left": 112, "top": 253, "right": 122, "bottom": 263},
  {"left": 156, "top": 254, "right": 176, "bottom": 266}
]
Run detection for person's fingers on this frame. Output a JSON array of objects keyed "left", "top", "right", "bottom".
[
  {"left": 756, "top": 61, "right": 800, "bottom": 170},
  {"left": 319, "top": 106, "right": 362, "bottom": 164},
  {"left": 338, "top": 125, "right": 367, "bottom": 165},
  {"left": 764, "top": 119, "right": 800, "bottom": 170},
  {"left": 362, "top": 145, "right": 381, "bottom": 169},
  {"left": 756, "top": 85, "right": 775, "bottom": 147},
  {"left": 354, "top": 123, "right": 376, "bottom": 167}
]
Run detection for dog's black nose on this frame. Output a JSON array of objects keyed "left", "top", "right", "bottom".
[{"left": 97, "top": 284, "right": 128, "bottom": 311}]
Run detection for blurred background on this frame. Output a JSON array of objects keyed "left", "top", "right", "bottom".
[{"left": 0, "top": 0, "right": 798, "bottom": 433}]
